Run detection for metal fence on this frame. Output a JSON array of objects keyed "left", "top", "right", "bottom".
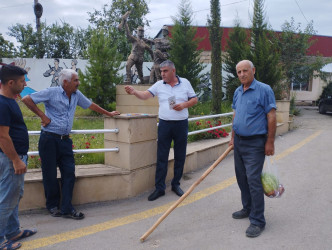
[
  {"left": 27, "top": 112, "right": 233, "bottom": 156},
  {"left": 27, "top": 129, "right": 119, "bottom": 156}
]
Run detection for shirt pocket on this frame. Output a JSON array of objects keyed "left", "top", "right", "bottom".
[{"left": 246, "top": 100, "right": 259, "bottom": 115}]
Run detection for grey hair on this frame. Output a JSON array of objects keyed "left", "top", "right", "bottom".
[
  {"left": 236, "top": 60, "right": 254, "bottom": 69},
  {"left": 59, "top": 69, "right": 77, "bottom": 86},
  {"left": 160, "top": 60, "right": 175, "bottom": 69}
]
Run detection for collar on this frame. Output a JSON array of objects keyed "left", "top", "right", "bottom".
[
  {"left": 163, "top": 75, "right": 181, "bottom": 86},
  {"left": 240, "top": 78, "right": 257, "bottom": 93}
]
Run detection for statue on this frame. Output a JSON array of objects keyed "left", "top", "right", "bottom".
[
  {"left": 118, "top": 11, "right": 153, "bottom": 84},
  {"left": 144, "top": 25, "right": 171, "bottom": 84}
]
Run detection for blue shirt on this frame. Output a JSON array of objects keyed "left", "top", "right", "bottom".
[
  {"left": 0, "top": 95, "right": 29, "bottom": 155},
  {"left": 148, "top": 76, "right": 196, "bottom": 120},
  {"left": 232, "top": 79, "right": 276, "bottom": 136},
  {"left": 30, "top": 86, "right": 92, "bottom": 135}
]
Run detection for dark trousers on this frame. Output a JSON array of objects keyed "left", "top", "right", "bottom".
[
  {"left": 38, "top": 132, "right": 75, "bottom": 214},
  {"left": 233, "top": 135, "right": 266, "bottom": 227},
  {"left": 155, "top": 119, "right": 188, "bottom": 191}
]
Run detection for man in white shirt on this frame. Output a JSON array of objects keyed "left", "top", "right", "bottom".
[{"left": 125, "top": 60, "right": 198, "bottom": 201}]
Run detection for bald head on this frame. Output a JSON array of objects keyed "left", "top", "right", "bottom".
[{"left": 236, "top": 60, "right": 255, "bottom": 87}]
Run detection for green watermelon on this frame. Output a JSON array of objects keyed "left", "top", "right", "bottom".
[{"left": 261, "top": 172, "right": 279, "bottom": 196}]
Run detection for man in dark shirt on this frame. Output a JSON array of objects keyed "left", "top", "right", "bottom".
[{"left": 0, "top": 65, "right": 37, "bottom": 250}]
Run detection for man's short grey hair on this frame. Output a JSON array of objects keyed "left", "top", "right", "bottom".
[
  {"left": 59, "top": 69, "right": 77, "bottom": 86},
  {"left": 236, "top": 60, "right": 254, "bottom": 69},
  {"left": 160, "top": 60, "right": 175, "bottom": 69}
]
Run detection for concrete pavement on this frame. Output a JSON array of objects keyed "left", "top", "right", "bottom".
[{"left": 18, "top": 107, "right": 332, "bottom": 250}]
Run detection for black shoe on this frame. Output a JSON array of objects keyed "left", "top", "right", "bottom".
[
  {"left": 232, "top": 209, "right": 250, "bottom": 219},
  {"left": 148, "top": 189, "right": 165, "bottom": 201},
  {"left": 246, "top": 224, "right": 265, "bottom": 237},
  {"left": 49, "top": 207, "right": 62, "bottom": 217},
  {"left": 171, "top": 186, "right": 184, "bottom": 197},
  {"left": 62, "top": 209, "right": 85, "bottom": 220}
]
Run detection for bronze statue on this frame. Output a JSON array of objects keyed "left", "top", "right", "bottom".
[
  {"left": 118, "top": 11, "right": 153, "bottom": 84},
  {"left": 145, "top": 25, "right": 171, "bottom": 84}
]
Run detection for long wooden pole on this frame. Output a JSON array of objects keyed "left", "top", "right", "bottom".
[{"left": 140, "top": 145, "right": 234, "bottom": 242}]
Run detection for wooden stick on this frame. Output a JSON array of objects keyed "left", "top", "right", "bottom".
[{"left": 140, "top": 145, "right": 234, "bottom": 242}]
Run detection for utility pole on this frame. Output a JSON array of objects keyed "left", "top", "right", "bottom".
[
  {"left": 34, "top": 0, "right": 43, "bottom": 32},
  {"left": 34, "top": 0, "right": 43, "bottom": 58}
]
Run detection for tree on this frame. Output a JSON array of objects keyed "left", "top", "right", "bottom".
[
  {"left": 0, "top": 34, "right": 17, "bottom": 59},
  {"left": 169, "top": 0, "right": 205, "bottom": 91},
  {"left": 208, "top": 0, "right": 223, "bottom": 113},
  {"left": 88, "top": 0, "right": 150, "bottom": 60},
  {"left": 79, "top": 29, "right": 123, "bottom": 109},
  {"left": 223, "top": 19, "right": 250, "bottom": 101},
  {"left": 278, "top": 18, "right": 328, "bottom": 98},
  {"left": 7, "top": 22, "right": 90, "bottom": 59},
  {"left": 250, "top": 0, "right": 283, "bottom": 99}
]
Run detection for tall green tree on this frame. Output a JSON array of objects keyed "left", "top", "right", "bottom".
[
  {"left": 88, "top": 0, "right": 150, "bottom": 60},
  {"left": 7, "top": 22, "right": 89, "bottom": 59},
  {"left": 250, "top": 0, "right": 283, "bottom": 99},
  {"left": 207, "top": 0, "right": 223, "bottom": 113},
  {"left": 0, "top": 34, "right": 17, "bottom": 59},
  {"left": 223, "top": 19, "right": 250, "bottom": 101},
  {"left": 278, "top": 18, "right": 328, "bottom": 97},
  {"left": 79, "top": 29, "right": 123, "bottom": 109},
  {"left": 169, "top": 0, "right": 205, "bottom": 91}
]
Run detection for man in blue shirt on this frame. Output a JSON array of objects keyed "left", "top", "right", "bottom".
[
  {"left": 0, "top": 65, "right": 37, "bottom": 250},
  {"left": 229, "top": 60, "right": 276, "bottom": 237},
  {"left": 22, "top": 69, "right": 120, "bottom": 220},
  {"left": 125, "top": 60, "right": 198, "bottom": 201}
]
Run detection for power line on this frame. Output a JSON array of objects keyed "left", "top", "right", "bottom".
[
  {"left": 294, "top": 0, "right": 309, "bottom": 23},
  {"left": 149, "top": 0, "right": 248, "bottom": 22}
]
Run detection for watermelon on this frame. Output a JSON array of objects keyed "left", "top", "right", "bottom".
[{"left": 261, "top": 172, "right": 279, "bottom": 196}]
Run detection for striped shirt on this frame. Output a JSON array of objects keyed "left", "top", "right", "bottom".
[{"left": 30, "top": 86, "right": 92, "bottom": 135}]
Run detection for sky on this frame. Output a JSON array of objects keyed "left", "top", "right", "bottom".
[{"left": 1, "top": 0, "right": 331, "bottom": 46}]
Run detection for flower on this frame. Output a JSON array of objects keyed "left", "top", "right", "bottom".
[
  {"left": 91, "top": 136, "right": 95, "bottom": 139},
  {"left": 72, "top": 144, "right": 75, "bottom": 148}
]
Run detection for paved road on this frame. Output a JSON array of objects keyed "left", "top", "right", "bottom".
[{"left": 19, "top": 107, "right": 332, "bottom": 250}]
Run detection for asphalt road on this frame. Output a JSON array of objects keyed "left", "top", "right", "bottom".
[{"left": 18, "top": 107, "right": 332, "bottom": 250}]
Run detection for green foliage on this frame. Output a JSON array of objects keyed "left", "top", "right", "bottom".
[
  {"left": 7, "top": 21, "right": 90, "bottom": 59},
  {"left": 279, "top": 18, "right": 329, "bottom": 98},
  {"left": 223, "top": 19, "right": 250, "bottom": 101},
  {"left": 169, "top": 0, "right": 205, "bottom": 91},
  {"left": 88, "top": 0, "right": 150, "bottom": 60},
  {"left": 250, "top": 0, "right": 283, "bottom": 99},
  {"left": 289, "top": 93, "right": 301, "bottom": 116},
  {"left": 0, "top": 33, "right": 17, "bottom": 58},
  {"left": 208, "top": 0, "right": 223, "bottom": 113},
  {"left": 79, "top": 29, "right": 123, "bottom": 109}
]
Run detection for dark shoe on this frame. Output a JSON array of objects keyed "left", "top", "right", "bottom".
[
  {"left": 62, "top": 210, "right": 85, "bottom": 220},
  {"left": 171, "top": 186, "right": 184, "bottom": 197},
  {"left": 246, "top": 224, "right": 265, "bottom": 237},
  {"left": 232, "top": 209, "right": 249, "bottom": 219},
  {"left": 9, "top": 229, "right": 37, "bottom": 242},
  {"left": 148, "top": 189, "right": 165, "bottom": 201},
  {"left": 0, "top": 240, "right": 22, "bottom": 250},
  {"left": 49, "top": 207, "right": 62, "bottom": 217}
]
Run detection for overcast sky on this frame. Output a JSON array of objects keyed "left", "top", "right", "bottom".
[{"left": 1, "top": 0, "right": 331, "bottom": 46}]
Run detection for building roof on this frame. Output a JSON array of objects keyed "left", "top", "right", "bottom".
[{"left": 158, "top": 25, "right": 332, "bottom": 57}]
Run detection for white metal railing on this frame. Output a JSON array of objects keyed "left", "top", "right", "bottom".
[
  {"left": 27, "top": 129, "right": 119, "bottom": 156},
  {"left": 188, "top": 112, "right": 233, "bottom": 136}
]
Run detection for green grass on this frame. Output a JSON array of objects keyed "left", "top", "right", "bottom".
[{"left": 20, "top": 100, "right": 233, "bottom": 169}]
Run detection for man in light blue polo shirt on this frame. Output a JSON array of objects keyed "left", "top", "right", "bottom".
[
  {"left": 22, "top": 69, "right": 120, "bottom": 219},
  {"left": 125, "top": 60, "right": 198, "bottom": 201},
  {"left": 229, "top": 60, "right": 276, "bottom": 238}
]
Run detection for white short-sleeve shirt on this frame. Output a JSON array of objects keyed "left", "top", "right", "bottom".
[{"left": 148, "top": 76, "right": 197, "bottom": 120}]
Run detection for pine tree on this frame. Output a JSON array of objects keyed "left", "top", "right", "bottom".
[
  {"left": 208, "top": 0, "right": 223, "bottom": 113},
  {"left": 250, "top": 0, "right": 283, "bottom": 99},
  {"left": 79, "top": 29, "right": 123, "bottom": 109},
  {"left": 169, "top": 0, "right": 205, "bottom": 91},
  {"left": 223, "top": 19, "right": 250, "bottom": 101}
]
